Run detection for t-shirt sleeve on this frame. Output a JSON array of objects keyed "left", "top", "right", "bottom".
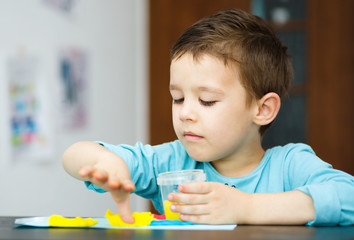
[{"left": 285, "top": 144, "right": 354, "bottom": 226}]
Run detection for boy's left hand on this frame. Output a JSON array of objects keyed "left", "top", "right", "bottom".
[{"left": 167, "top": 182, "right": 250, "bottom": 224}]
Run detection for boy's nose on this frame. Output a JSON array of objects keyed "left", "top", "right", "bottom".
[{"left": 179, "top": 103, "right": 196, "bottom": 122}]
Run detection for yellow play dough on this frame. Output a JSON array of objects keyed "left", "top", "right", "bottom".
[
  {"left": 164, "top": 200, "right": 181, "bottom": 220},
  {"left": 105, "top": 209, "right": 155, "bottom": 227},
  {"left": 48, "top": 215, "right": 98, "bottom": 227}
]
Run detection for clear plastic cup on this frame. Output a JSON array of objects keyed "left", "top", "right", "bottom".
[{"left": 157, "top": 169, "right": 206, "bottom": 220}]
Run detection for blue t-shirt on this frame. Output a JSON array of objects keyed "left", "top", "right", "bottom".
[{"left": 85, "top": 140, "right": 354, "bottom": 226}]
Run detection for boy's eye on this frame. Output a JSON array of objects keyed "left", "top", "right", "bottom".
[
  {"left": 200, "top": 99, "right": 216, "bottom": 106},
  {"left": 173, "top": 98, "right": 184, "bottom": 104}
]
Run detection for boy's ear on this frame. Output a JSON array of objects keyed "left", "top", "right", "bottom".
[{"left": 253, "top": 92, "right": 281, "bottom": 126}]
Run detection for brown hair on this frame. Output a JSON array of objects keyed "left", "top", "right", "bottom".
[{"left": 171, "top": 9, "right": 293, "bottom": 135}]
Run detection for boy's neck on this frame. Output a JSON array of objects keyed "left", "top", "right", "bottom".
[{"left": 210, "top": 141, "right": 265, "bottom": 178}]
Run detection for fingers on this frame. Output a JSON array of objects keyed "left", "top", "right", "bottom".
[
  {"left": 114, "top": 194, "right": 135, "bottom": 224},
  {"left": 78, "top": 165, "right": 94, "bottom": 178},
  {"left": 79, "top": 165, "right": 135, "bottom": 224},
  {"left": 179, "top": 214, "right": 210, "bottom": 224},
  {"left": 166, "top": 182, "right": 232, "bottom": 224},
  {"left": 121, "top": 179, "right": 136, "bottom": 192},
  {"left": 167, "top": 182, "right": 211, "bottom": 220},
  {"left": 79, "top": 166, "right": 108, "bottom": 182},
  {"left": 109, "top": 179, "right": 135, "bottom": 191},
  {"left": 168, "top": 182, "right": 213, "bottom": 204},
  {"left": 178, "top": 181, "right": 212, "bottom": 194},
  {"left": 169, "top": 201, "right": 213, "bottom": 224},
  {"left": 168, "top": 191, "right": 208, "bottom": 205},
  {"left": 79, "top": 166, "right": 135, "bottom": 191},
  {"left": 170, "top": 202, "right": 209, "bottom": 215},
  {"left": 80, "top": 167, "right": 109, "bottom": 188}
]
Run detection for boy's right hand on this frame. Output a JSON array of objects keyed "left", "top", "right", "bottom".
[{"left": 79, "top": 165, "right": 135, "bottom": 224}]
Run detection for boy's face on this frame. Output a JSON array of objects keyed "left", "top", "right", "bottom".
[{"left": 170, "top": 53, "right": 259, "bottom": 162}]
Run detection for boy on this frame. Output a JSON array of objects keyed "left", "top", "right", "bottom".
[{"left": 62, "top": 9, "right": 354, "bottom": 226}]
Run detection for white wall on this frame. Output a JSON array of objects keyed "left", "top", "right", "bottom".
[{"left": 0, "top": 0, "right": 149, "bottom": 217}]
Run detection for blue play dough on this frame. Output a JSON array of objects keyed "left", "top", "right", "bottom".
[{"left": 150, "top": 220, "right": 196, "bottom": 226}]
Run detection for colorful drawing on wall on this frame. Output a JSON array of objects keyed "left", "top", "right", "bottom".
[
  {"left": 59, "top": 47, "right": 88, "bottom": 129},
  {"left": 7, "top": 55, "right": 53, "bottom": 162}
]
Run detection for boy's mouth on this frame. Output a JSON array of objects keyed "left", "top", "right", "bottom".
[{"left": 183, "top": 131, "right": 204, "bottom": 141}]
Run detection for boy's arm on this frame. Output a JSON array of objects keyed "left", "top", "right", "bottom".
[
  {"left": 62, "top": 141, "right": 131, "bottom": 181},
  {"left": 62, "top": 141, "right": 135, "bottom": 223},
  {"left": 169, "top": 182, "right": 315, "bottom": 225},
  {"left": 245, "top": 190, "right": 315, "bottom": 225},
  {"left": 62, "top": 141, "right": 106, "bottom": 180}
]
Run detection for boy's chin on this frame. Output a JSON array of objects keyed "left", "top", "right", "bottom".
[{"left": 185, "top": 149, "right": 215, "bottom": 162}]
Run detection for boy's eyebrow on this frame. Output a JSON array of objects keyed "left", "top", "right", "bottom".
[
  {"left": 169, "top": 85, "right": 224, "bottom": 95},
  {"left": 197, "top": 86, "right": 224, "bottom": 95}
]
